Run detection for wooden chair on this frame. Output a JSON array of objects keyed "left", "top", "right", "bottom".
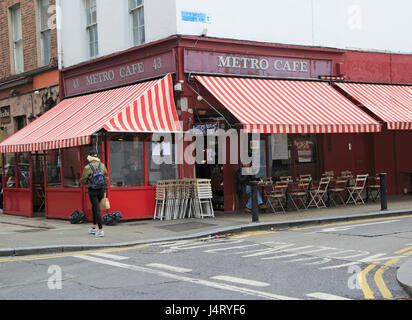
[
  {"left": 341, "top": 170, "right": 352, "bottom": 177},
  {"left": 346, "top": 174, "right": 369, "bottom": 205},
  {"left": 307, "top": 177, "right": 330, "bottom": 209},
  {"left": 328, "top": 177, "right": 348, "bottom": 206},
  {"left": 299, "top": 174, "right": 312, "bottom": 181},
  {"left": 279, "top": 176, "right": 293, "bottom": 183},
  {"left": 322, "top": 171, "right": 334, "bottom": 178},
  {"left": 366, "top": 175, "right": 381, "bottom": 202},
  {"left": 289, "top": 179, "right": 310, "bottom": 211},
  {"left": 267, "top": 184, "right": 287, "bottom": 214}
]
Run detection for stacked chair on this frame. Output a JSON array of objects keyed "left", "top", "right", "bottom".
[{"left": 154, "top": 179, "right": 215, "bottom": 220}]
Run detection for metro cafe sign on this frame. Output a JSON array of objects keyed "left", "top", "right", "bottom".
[{"left": 184, "top": 49, "right": 332, "bottom": 79}]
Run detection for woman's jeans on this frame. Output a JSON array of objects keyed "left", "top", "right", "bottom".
[{"left": 245, "top": 185, "right": 263, "bottom": 209}]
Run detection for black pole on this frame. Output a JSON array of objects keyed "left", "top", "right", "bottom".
[
  {"left": 379, "top": 173, "right": 387, "bottom": 211},
  {"left": 250, "top": 181, "right": 259, "bottom": 222}
]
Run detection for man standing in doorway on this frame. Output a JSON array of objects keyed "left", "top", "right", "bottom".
[{"left": 81, "top": 150, "right": 109, "bottom": 237}]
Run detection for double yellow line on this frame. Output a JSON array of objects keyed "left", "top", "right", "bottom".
[{"left": 359, "top": 246, "right": 412, "bottom": 299}]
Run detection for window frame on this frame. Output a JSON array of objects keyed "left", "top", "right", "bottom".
[
  {"left": 129, "top": 0, "right": 145, "bottom": 46},
  {"left": 37, "top": 0, "right": 51, "bottom": 66},
  {"left": 85, "top": 0, "right": 98, "bottom": 58},
  {"left": 9, "top": 4, "right": 24, "bottom": 74}
]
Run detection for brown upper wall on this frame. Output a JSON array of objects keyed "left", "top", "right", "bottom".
[{"left": 0, "top": 0, "right": 57, "bottom": 81}]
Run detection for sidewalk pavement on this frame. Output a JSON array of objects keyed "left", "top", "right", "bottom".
[{"left": 1, "top": 195, "right": 412, "bottom": 296}]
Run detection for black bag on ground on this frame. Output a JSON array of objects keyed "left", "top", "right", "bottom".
[
  {"left": 103, "top": 211, "right": 123, "bottom": 226},
  {"left": 70, "top": 210, "right": 86, "bottom": 224}
]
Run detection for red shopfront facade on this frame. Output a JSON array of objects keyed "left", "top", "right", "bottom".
[
  {"left": 2, "top": 35, "right": 412, "bottom": 220},
  {"left": 1, "top": 37, "right": 183, "bottom": 220}
]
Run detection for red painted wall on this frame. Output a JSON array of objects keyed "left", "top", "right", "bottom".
[
  {"left": 3, "top": 189, "right": 32, "bottom": 217},
  {"left": 109, "top": 188, "right": 155, "bottom": 220},
  {"left": 46, "top": 189, "right": 83, "bottom": 219}
]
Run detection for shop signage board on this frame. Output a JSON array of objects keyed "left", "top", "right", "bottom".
[
  {"left": 63, "top": 51, "right": 176, "bottom": 97},
  {"left": 184, "top": 49, "right": 332, "bottom": 79}
]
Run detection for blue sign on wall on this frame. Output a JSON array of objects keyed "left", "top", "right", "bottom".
[{"left": 181, "top": 11, "right": 209, "bottom": 23}]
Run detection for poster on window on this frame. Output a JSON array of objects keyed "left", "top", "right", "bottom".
[
  {"left": 271, "top": 134, "right": 289, "bottom": 160},
  {"left": 295, "top": 139, "right": 313, "bottom": 163}
]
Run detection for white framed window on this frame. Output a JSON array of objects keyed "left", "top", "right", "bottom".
[
  {"left": 86, "top": 0, "right": 98, "bottom": 58},
  {"left": 129, "top": 0, "right": 145, "bottom": 46},
  {"left": 38, "top": 0, "right": 51, "bottom": 66},
  {"left": 10, "top": 5, "right": 24, "bottom": 74}
]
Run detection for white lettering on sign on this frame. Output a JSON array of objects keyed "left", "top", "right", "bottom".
[
  {"left": 85, "top": 70, "right": 115, "bottom": 86},
  {"left": 120, "top": 62, "right": 144, "bottom": 79},
  {"left": 274, "top": 60, "right": 308, "bottom": 73},
  {"left": 218, "top": 55, "right": 309, "bottom": 73},
  {"left": 218, "top": 56, "right": 270, "bottom": 71}
]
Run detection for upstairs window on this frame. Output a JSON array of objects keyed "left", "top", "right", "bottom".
[
  {"left": 38, "top": 0, "right": 51, "bottom": 66},
  {"left": 10, "top": 5, "right": 24, "bottom": 74},
  {"left": 86, "top": 0, "right": 98, "bottom": 58},
  {"left": 129, "top": 0, "right": 145, "bottom": 46}
]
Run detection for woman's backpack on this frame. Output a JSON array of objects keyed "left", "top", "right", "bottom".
[{"left": 89, "top": 162, "right": 105, "bottom": 189}]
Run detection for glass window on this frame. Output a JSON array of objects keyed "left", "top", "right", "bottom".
[
  {"left": 129, "top": 0, "right": 145, "bottom": 45},
  {"left": 147, "top": 137, "right": 179, "bottom": 186},
  {"left": 46, "top": 150, "right": 61, "bottom": 188},
  {"left": 5, "top": 154, "right": 16, "bottom": 188},
  {"left": 110, "top": 135, "right": 144, "bottom": 187},
  {"left": 271, "top": 134, "right": 292, "bottom": 180},
  {"left": 63, "top": 148, "right": 81, "bottom": 188},
  {"left": 17, "top": 153, "right": 30, "bottom": 189},
  {"left": 32, "top": 153, "right": 45, "bottom": 185},
  {"left": 38, "top": 0, "right": 51, "bottom": 66},
  {"left": 10, "top": 5, "right": 23, "bottom": 74},
  {"left": 86, "top": 0, "right": 98, "bottom": 58},
  {"left": 255, "top": 138, "right": 270, "bottom": 179}
]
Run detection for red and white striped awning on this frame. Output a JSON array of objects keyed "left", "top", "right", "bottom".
[
  {"left": 334, "top": 82, "right": 412, "bottom": 130},
  {"left": 0, "top": 74, "right": 181, "bottom": 153},
  {"left": 195, "top": 76, "right": 381, "bottom": 134}
]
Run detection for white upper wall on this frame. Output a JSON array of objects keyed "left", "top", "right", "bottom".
[
  {"left": 175, "top": 0, "right": 412, "bottom": 52},
  {"left": 58, "top": 0, "right": 177, "bottom": 68},
  {"left": 57, "top": 0, "right": 412, "bottom": 69}
]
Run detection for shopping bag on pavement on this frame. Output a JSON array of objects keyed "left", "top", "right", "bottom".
[{"left": 99, "top": 197, "right": 110, "bottom": 211}]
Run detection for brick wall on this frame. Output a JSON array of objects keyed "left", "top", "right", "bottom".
[{"left": 0, "top": 0, "right": 57, "bottom": 80}]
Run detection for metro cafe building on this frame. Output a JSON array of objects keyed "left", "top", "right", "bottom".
[{"left": 2, "top": 35, "right": 412, "bottom": 220}]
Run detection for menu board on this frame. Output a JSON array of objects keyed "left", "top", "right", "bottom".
[{"left": 295, "top": 139, "right": 313, "bottom": 163}]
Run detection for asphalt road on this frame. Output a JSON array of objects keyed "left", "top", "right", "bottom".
[{"left": 1, "top": 214, "right": 412, "bottom": 304}]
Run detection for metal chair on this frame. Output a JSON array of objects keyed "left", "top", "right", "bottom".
[
  {"left": 346, "top": 174, "right": 369, "bottom": 205},
  {"left": 328, "top": 177, "right": 348, "bottom": 206},
  {"left": 288, "top": 179, "right": 310, "bottom": 211},
  {"left": 154, "top": 180, "right": 167, "bottom": 220},
  {"left": 35, "top": 185, "right": 45, "bottom": 212},
  {"left": 192, "top": 179, "right": 214, "bottom": 219},
  {"left": 322, "top": 171, "right": 334, "bottom": 178},
  {"left": 307, "top": 177, "right": 330, "bottom": 209},
  {"left": 366, "top": 175, "right": 381, "bottom": 202},
  {"left": 267, "top": 184, "right": 287, "bottom": 213}
]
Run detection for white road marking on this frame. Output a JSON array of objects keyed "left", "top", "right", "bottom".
[
  {"left": 74, "top": 255, "right": 299, "bottom": 300},
  {"left": 90, "top": 253, "right": 129, "bottom": 261},
  {"left": 146, "top": 263, "right": 192, "bottom": 273},
  {"left": 285, "top": 256, "right": 319, "bottom": 263},
  {"left": 204, "top": 244, "right": 260, "bottom": 253},
  {"left": 306, "top": 292, "right": 352, "bottom": 300},
  {"left": 303, "top": 258, "right": 331, "bottom": 265},
  {"left": 320, "top": 220, "right": 400, "bottom": 232},
  {"left": 211, "top": 275, "right": 270, "bottom": 287}
]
